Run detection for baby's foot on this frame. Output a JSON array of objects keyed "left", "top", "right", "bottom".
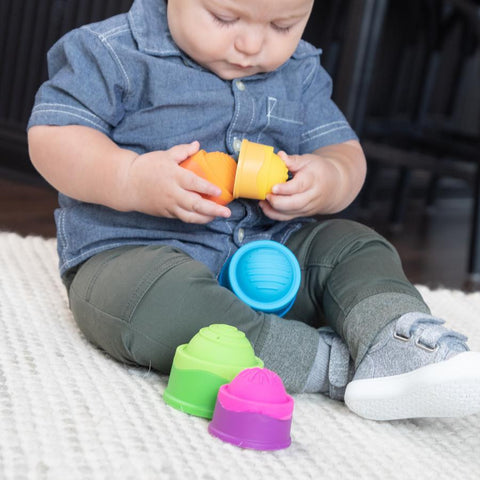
[
  {"left": 303, "top": 327, "right": 354, "bottom": 399},
  {"left": 344, "top": 312, "right": 480, "bottom": 420}
]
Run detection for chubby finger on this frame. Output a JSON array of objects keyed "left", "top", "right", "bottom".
[
  {"left": 169, "top": 141, "right": 200, "bottom": 163},
  {"left": 179, "top": 169, "right": 225, "bottom": 199},
  {"left": 179, "top": 192, "right": 231, "bottom": 219},
  {"left": 175, "top": 208, "right": 217, "bottom": 224},
  {"left": 271, "top": 172, "right": 309, "bottom": 195},
  {"left": 278, "top": 151, "right": 301, "bottom": 173},
  {"left": 259, "top": 200, "right": 297, "bottom": 221},
  {"left": 271, "top": 179, "right": 298, "bottom": 195},
  {"left": 264, "top": 190, "right": 314, "bottom": 214}
]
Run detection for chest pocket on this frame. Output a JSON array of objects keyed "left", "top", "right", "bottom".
[{"left": 257, "top": 96, "right": 304, "bottom": 153}]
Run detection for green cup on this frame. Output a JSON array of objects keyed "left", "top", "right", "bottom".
[{"left": 163, "top": 324, "right": 263, "bottom": 419}]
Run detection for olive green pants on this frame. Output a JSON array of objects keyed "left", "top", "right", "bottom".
[{"left": 66, "top": 219, "right": 429, "bottom": 392}]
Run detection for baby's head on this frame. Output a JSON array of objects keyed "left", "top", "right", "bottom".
[{"left": 167, "top": 0, "right": 314, "bottom": 80}]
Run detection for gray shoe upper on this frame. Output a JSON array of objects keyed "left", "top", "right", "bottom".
[
  {"left": 352, "top": 312, "right": 469, "bottom": 382},
  {"left": 315, "top": 313, "right": 469, "bottom": 401}
]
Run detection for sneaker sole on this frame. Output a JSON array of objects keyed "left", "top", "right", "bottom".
[{"left": 344, "top": 351, "right": 480, "bottom": 421}]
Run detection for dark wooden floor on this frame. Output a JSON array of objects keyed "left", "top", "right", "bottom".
[
  {"left": 0, "top": 170, "right": 59, "bottom": 238},
  {"left": 0, "top": 166, "right": 477, "bottom": 292}
]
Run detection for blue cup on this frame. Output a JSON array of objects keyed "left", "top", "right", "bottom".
[{"left": 219, "top": 240, "right": 301, "bottom": 317}]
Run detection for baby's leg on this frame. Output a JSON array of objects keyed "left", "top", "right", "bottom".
[
  {"left": 66, "top": 245, "right": 321, "bottom": 392},
  {"left": 287, "top": 220, "right": 480, "bottom": 420},
  {"left": 285, "top": 219, "right": 429, "bottom": 366}
]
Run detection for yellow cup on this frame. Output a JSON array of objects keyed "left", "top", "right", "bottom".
[{"left": 233, "top": 140, "right": 289, "bottom": 200}]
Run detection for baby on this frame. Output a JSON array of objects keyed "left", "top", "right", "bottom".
[{"left": 28, "top": 0, "right": 480, "bottom": 420}]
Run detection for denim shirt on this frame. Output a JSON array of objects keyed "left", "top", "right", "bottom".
[{"left": 28, "top": 0, "right": 358, "bottom": 277}]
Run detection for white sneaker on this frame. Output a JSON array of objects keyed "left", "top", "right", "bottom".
[{"left": 344, "top": 313, "right": 480, "bottom": 421}]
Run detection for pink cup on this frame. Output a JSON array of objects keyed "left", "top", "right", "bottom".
[{"left": 208, "top": 367, "right": 294, "bottom": 450}]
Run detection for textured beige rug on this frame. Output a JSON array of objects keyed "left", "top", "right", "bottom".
[{"left": 1, "top": 232, "right": 479, "bottom": 479}]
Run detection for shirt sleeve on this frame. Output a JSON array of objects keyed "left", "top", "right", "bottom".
[
  {"left": 297, "top": 49, "right": 358, "bottom": 154},
  {"left": 27, "top": 26, "right": 127, "bottom": 135}
]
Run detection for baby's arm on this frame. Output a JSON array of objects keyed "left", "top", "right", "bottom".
[
  {"left": 259, "top": 140, "right": 366, "bottom": 221},
  {"left": 28, "top": 125, "right": 231, "bottom": 223}
]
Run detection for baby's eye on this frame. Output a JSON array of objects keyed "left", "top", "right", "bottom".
[
  {"left": 271, "top": 23, "right": 292, "bottom": 34},
  {"left": 211, "top": 13, "right": 238, "bottom": 27}
]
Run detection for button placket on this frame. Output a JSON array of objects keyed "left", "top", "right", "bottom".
[
  {"left": 235, "top": 80, "right": 246, "bottom": 91},
  {"left": 227, "top": 79, "right": 253, "bottom": 158},
  {"left": 236, "top": 228, "right": 245, "bottom": 243},
  {"left": 233, "top": 137, "right": 242, "bottom": 153}
]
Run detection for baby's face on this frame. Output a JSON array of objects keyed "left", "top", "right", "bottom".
[{"left": 167, "top": 0, "right": 314, "bottom": 80}]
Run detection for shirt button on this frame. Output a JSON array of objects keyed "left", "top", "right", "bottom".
[
  {"left": 235, "top": 80, "right": 246, "bottom": 91},
  {"left": 237, "top": 228, "right": 245, "bottom": 243},
  {"left": 233, "top": 137, "right": 242, "bottom": 153}
]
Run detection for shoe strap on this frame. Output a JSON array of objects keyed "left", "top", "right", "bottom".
[{"left": 396, "top": 312, "right": 468, "bottom": 350}]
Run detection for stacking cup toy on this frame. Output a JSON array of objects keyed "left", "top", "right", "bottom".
[
  {"left": 180, "top": 150, "right": 237, "bottom": 205},
  {"left": 219, "top": 240, "right": 301, "bottom": 317},
  {"left": 163, "top": 324, "right": 263, "bottom": 419},
  {"left": 208, "top": 367, "right": 294, "bottom": 450},
  {"left": 233, "top": 139, "right": 289, "bottom": 200}
]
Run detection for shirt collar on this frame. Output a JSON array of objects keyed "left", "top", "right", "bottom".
[{"left": 128, "top": 0, "right": 181, "bottom": 57}]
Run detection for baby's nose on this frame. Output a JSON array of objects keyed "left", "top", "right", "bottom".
[{"left": 234, "top": 27, "right": 264, "bottom": 56}]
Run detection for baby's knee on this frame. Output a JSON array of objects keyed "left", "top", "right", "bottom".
[
  {"left": 127, "top": 258, "right": 266, "bottom": 369},
  {"left": 295, "top": 218, "right": 400, "bottom": 264},
  {"left": 73, "top": 259, "right": 219, "bottom": 372},
  {"left": 69, "top": 247, "right": 222, "bottom": 372},
  {"left": 327, "top": 219, "right": 391, "bottom": 245},
  {"left": 69, "top": 247, "right": 266, "bottom": 373}
]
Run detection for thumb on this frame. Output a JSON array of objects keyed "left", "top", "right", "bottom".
[{"left": 169, "top": 141, "right": 200, "bottom": 164}]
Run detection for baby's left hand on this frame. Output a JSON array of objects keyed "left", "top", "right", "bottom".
[
  {"left": 259, "top": 141, "right": 366, "bottom": 221},
  {"left": 259, "top": 151, "right": 336, "bottom": 220}
]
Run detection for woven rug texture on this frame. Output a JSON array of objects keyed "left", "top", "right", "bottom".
[{"left": 1, "top": 232, "right": 479, "bottom": 479}]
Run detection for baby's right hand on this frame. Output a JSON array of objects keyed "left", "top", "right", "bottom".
[{"left": 122, "top": 141, "right": 231, "bottom": 223}]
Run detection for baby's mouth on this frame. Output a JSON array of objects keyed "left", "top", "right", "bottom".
[{"left": 232, "top": 63, "right": 253, "bottom": 69}]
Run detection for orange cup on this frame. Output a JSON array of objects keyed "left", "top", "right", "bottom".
[{"left": 181, "top": 150, "right": 237, "bottom": 205}]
